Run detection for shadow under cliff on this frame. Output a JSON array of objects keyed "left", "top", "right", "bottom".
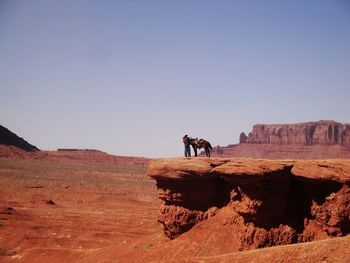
[{"left": 155, "top": 164, "right": 349, "bottom": 242}]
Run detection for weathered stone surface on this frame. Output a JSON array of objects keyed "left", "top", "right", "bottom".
[
  {"left": 312, "top": 185, "right": 350, "bottom": 237},
  {"left": 245, "top": 120, "right": 350, "bottom": 145},
  {"left": 292, "top": 159, "right": 350, "bottom": 183},
  {"left": 210, "top": 121, "right": 350, "bottom": 159},
  {"left": 148, "top": 158, "right": 228, "bottom": 180},
  {"left": 148, "top": 157, "right": 350, "bottom": 252},
  {"left": 211, "top": 158, "right": 291, "bottom": 177}
]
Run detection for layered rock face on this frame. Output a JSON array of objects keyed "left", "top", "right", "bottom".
[
  {"left": 243, "top": 120, "right": 350, "bottom": 145},
  {"left": 148, "top": 158, "right": 350, "bottom": 251},
  {"left": 214, "top": 121, "right": 350, "bottom": 159}
]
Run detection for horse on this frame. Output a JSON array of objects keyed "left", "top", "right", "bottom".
[
  {"left": 189, "top": 138, "right": 199, "bottom": 157},
  {"left": 189, "top": 138, "right": 212, "bottom": 157},
  {"left": 197, "top": 138, "right": 213, "bottom": 157}
]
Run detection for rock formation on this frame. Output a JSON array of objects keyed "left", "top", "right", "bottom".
[
  {"left": 245, "top": 120, "right": 350, "bottom": 145},
  {"left": 0, "top": 125, "right": 39, "bottom": 151},
  {"left": 148, "top": 158, "right": 350, "bottom": 251},
  {"left": 239, "top": 132, "right": 248, "bottom": 143},
  {"left": 213, "top": 121, "right": 350, "bottom": 159}
]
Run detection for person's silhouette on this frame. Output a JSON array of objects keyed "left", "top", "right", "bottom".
[{"left": 182, "top": 135, "right": 191, "bottom": 157}]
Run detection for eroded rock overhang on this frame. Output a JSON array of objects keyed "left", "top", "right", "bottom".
[{"left": 148, "top": 157, "right": 350, "bottom": 249}]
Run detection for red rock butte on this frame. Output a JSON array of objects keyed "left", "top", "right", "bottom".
[
  {"left": 213, "top": 120, "right": 350, "bottom": 159},
  {"left": 243, "top": 120, "right": 350, "bottom": 145}
]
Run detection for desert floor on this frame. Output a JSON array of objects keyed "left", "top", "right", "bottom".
[{"left": 0, "top": 155, "right": 166, "bottom": 262}]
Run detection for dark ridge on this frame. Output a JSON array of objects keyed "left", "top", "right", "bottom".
[
  {"left": 57, "top": 148, "right": 102, "bottom": 152},
  {"left": 0, "top": 125, "right": 39, "bottom": 151}
]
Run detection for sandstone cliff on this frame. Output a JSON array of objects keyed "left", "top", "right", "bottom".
[
  {"left": 214, "top": 121, "right": 350, "bottom": 159},
  {"left": 148, "top": 158, "right": 350, "bottom": 253},
  {"left": 243, "top": 120, "right": 350, "bottom": 145}
]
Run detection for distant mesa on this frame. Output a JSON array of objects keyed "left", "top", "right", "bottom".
[
  {"left": 0, "top": 125, "right": 39, "bottom": 151},
  {"left": 213, "top": 120, "right": 350, "bottom": 159},
  {"left": 57, "top": 148, "right": 102, "bottom": 152},
  {"left": 243, "top": 120, "right": 350, "bottom": 145}
]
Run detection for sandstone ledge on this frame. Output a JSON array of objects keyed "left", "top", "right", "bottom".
[
  {"left": 148, "top": 157, "right": 350, "bottom": 250},
  {"left": 148, "top": 157, "right": 350, "bottom": 183}
]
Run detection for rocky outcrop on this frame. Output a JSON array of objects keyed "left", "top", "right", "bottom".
[
  {"left": 245, "top": 120, "right": 350, "bottom": 145},
  {"left": 148, "top": 158, "right": 350, "bottom": 251},
  {"left": 0, "top": 125, "right": 39, "bottom": 151},
  {"left": 212, "top": 121, "right": 350, "bottom": 159},
  {"left": 239, "top": 132, "right": 248, "bottom": 144}
]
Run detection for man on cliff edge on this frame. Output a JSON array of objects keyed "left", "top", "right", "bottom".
[{"left": 182, "top": 135, "right": 191, "bottom": 157}]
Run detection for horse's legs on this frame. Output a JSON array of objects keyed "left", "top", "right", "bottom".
[
  {"left": 191, "top": 145, "right": 198, "bottom": 157},
  {"left": 205, "top": 147, "right": 210, "bottom": 157}
]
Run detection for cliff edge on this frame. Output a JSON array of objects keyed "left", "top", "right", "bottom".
[{"left": 148, "top": 158, "right": 350, "bottom": 253}]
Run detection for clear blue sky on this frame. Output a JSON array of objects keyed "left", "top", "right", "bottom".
[{"left": 1, "top": 0, "right": 349, "bottom": 157}]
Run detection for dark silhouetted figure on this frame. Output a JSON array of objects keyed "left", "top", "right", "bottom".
[{"left": 182, "top": 135, "right": 191, "bottom": 157}]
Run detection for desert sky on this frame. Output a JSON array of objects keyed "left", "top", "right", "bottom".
[{"left": 1, "top": 0, "right": 349, "bottom": 157}]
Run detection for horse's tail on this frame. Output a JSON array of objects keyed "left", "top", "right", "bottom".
[{"left": 208, "top": 142, "right": 213, "bottom": 150}]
